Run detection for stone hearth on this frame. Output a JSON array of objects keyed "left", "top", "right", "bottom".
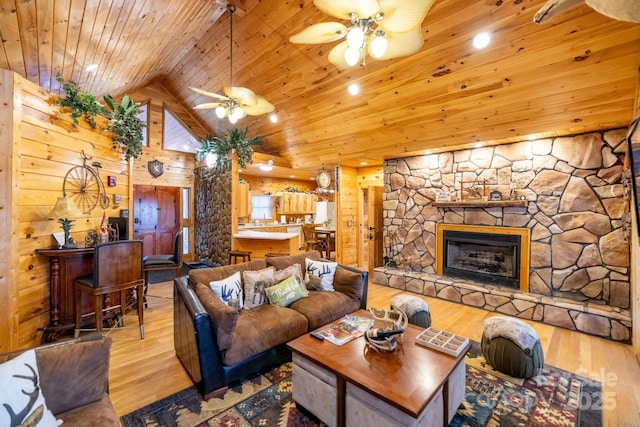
[{"left": 373, "top": 266, "right": 631, "bottom": 342}]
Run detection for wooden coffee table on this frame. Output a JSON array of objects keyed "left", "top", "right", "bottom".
[{"left": 287, "top": 310, "right": 469, "bottom": 427}]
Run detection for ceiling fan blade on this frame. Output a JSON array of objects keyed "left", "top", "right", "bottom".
[
  {"left": 327, "top": 41, "right": 355, "bottom": 70},
  {"left": 314, "top": 0, "right": 380, "bottom": 20},
  {"left": 370, "top": 27, "right": 424, "bottom": 60},
  {"left": 224, "top": 86, "right": 259, "bottom": 106},
  {"left": 243, "top": 96, "right": 275, "bottom": 115},
  {"left": 189, "top": 86, "right": 229, "bottom": 100},
  {"left": 289, "top": 22, "right": 347, "bottom": 44},
  {"left": 193, "top": 102, "right": 225, "bottom": 110},
  {"left": 377, "top": 0, "right": 435, "bottom": 33}
]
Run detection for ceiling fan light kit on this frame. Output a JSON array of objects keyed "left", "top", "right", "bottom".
[
  {"left": 290, "top": 0, "right": 435, "bottom": 69},
  {"left": 191, "top": 4, "right": 274, "bottom": 123}
]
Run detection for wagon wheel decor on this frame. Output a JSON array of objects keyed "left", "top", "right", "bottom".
[{"left": 62, "top": 151, "right": 109, "bottom": 214}]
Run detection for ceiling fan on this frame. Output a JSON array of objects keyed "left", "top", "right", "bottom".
[
  {"left": 190, "top": 4, "right": 274, "bottom": 123},
  {"left": 289, "top": 0, "right": 436, "bottom": 69}
]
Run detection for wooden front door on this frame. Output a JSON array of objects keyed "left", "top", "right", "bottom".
[{"left": 133, "top": 185, "right": 180, "bottom": 256}]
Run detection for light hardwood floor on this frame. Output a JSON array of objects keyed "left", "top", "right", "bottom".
[{"left": 108, "top": 281, "right": 640, "bottom": 426}]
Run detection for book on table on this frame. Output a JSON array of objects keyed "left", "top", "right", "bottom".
[{"left": 315, "top": 315, "right": 375, "bottom": 346}]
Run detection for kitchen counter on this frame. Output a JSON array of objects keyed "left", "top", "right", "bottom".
[
  {"left": 232, "top": 230, "right": 301, "bottom": 259},
  {"left": 234, "top": 230, "right": 299, "bottom": 240}
]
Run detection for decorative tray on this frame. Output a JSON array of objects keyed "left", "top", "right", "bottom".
[{"left": 415, "top": 327, "right": 470, "bottom": 357}]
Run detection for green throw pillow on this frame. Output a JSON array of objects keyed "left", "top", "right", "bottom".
[{"left": 265, "top": 275, "right": 306, "bottom": 307}]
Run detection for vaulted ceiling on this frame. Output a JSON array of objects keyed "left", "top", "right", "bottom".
[{"left": 1, "top": 0, "right": 639, "bottom": 178}]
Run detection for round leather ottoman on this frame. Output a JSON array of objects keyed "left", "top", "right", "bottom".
[
  {"left": 390, "top": 294, "right": 431, "bottom": 328},
  {"left": 481, "top": 316, "right": 544, "bottom": 378}
]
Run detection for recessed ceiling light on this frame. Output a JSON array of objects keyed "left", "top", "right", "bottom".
[
  {"left": 86, "top": 64, "right": 98, "bottom": 72},
  {"left": 289, "top": 175, "right": 295, "bottom": 178},
  {"left": 269, "top": 113, "right": 278, "bottom": 123},
  {"left": 425, "top": 150, "right": 432, "bottom": 155},
  {"left": 258, "top": 160, "right": 274, "bottom": 171},
  {"left": 348, "top": 83, "right": 360, "bottom": 95},
  {"left": 360, "top": 162, "right": 368, "bottom": 165},
  {"left": 472, "top": 32, "right": 491, "bottom": 49},
  {"left": 474, "top": 142, "right": 483, "bottom": 148}
]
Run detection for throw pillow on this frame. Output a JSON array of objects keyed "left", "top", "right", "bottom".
[
  {"left": 274, "top": 264, "right": 308, "bottom": 296},
  {"left": 242, "top": 267, "right": 276, "bottom": 308},
  {"left": 333, "top": 266, "right": 364, "bottom": 299},
  {"left": 0, "top": 349, "right": 63, "bottom": 426},
  {"left": 209, "top": 271, "right": 243, "bottom": 309},
  {"left": 265, "top": 275, "right": 306, "bottom": 307},
  {"left": 305, "top": 258, "right": 338, "bottom": 291}
]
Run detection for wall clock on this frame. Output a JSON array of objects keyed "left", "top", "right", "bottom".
[{"left": 317, "top": 169, "right": 332, "bottom": 189}]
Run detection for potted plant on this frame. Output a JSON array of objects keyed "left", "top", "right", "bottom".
[
  {"left": 196, "top": 127, "right": 262, "bottom": 169},
  {"left": 103, "top": 94, "right": 146, "bottom": 161},
  {"left": 55, "top": 74, "right": 106, "bottom": 128}
]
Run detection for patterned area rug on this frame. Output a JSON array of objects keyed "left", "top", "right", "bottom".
[{"left": 121, "top": 341, "right": 602, "bottom": 427}]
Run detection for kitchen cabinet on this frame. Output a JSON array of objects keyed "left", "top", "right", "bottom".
[
  {"left": 275, "top": 192, "right": 318, "bottom": 215},
  {"left": 235, "top": 182, "right": 249, "bottom": 218}
]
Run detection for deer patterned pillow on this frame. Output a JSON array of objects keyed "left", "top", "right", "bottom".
[
  {"left": 0, "top": 349, "right": 63, "bottom": 426},
  {"left": 209, "top": 271, "right": 244, "bottom": 310},
  {"left": 305, "top": 258, "right": 338, "bottom": 291},
  {"left": 242, "top": 267, "right": 276, "bottom": 309}
]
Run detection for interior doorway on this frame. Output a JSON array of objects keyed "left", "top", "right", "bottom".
[
  {"left": 360, "top": 186, "right": 384, "bottom": 275},
  {"left": 133, "top": 185, "right": 180, "bottom": 257}
]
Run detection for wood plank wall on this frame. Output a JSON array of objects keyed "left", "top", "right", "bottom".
[
  {"left": 336, "top": 166, "right": 359, "bottom": 266},
  {"left": 0, "top": 71, "right": 130, "bottom": 350},
  {"left": 0, "top": 72, "right": 202, "bottom": 351}
]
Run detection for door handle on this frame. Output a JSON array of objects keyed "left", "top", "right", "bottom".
[
  {"left": 368, "top": 233, "right": 373, "bottom": 240},
  {"left": 368, "top": 227, "right": 375, "bottom": 231}
]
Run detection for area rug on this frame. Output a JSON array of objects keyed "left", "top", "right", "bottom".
[{"left": 121, "top": 341, "right": 602, "bottom": 427}]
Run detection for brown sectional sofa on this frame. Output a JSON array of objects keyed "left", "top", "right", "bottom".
[
  {"left": 173, "top": 251, "right": 368, "bottom": 398},
  {"left": 0, "top": 333, "right": 119, "bottom": 426}
]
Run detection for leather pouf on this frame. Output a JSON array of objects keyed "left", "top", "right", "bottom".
[
  {"left": 390, "top": 294, "right": 431, "bottom": 328},
  {"left": 481, "top": 318, "right": 544, "bottom": 379}
]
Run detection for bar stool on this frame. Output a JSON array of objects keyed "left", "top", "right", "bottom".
[{"left": 228, "top": 250, "right": 252, "bottom": 264}]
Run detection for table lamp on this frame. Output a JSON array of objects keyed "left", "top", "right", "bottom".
[{"left": 48, "top": 196, "right": 83, "bottom": 248}]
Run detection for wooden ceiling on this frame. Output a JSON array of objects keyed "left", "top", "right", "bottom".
[{"left": 1, "top": 0, "right": 639, "bottom": 179}]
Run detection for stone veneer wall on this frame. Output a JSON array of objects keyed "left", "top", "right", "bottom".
[
  {"left": 194, "top": 166, "right": 232, "bottom": 266},
  {"left": 376, "top": 129, "right": 633, "bottom": 342}
]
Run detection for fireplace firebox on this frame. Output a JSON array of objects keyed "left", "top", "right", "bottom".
[{"left": 442, "top": 230, "right": 521, "bottom": 288}]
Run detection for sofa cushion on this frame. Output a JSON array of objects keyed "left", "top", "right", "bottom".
[
  {"left": 305, "top": 258, "right": 338, "bottom": 291},
  {"left": 266, "top": 251, "right": 321, "bottom": 274},
  {"left": 196, "top": 282, "right": 238, "bottom": 351},
  {"left": 333, "top": 266, "right": 364, "bottom": 300},
  {"left": 37, "top": 337, "right": 112, "bottom": 416},
  {"left": 265, "top": 275, "right": 306, "bottom": 307},
  {"left": 243, "top": 266, "right": 276, "bottom": 308},
  {"left": 209, "top": 271, "right": 243, "bottom": 309},
  {"left": 274, "top": 263, "right": 308, "bottom": 296},
  {"left": 189, "top": 260, "right": 267, "bottom": 287},
  {"left": 288, "top": 290, "right": 361, "bottom": 330},
  {"left": 0, "top": 349, "right": 62, "bottom": 426},
  {"left": 56, "top": 393, "right": 119, "bottom": 426},
  {"left": 223, "top": 305, "right": 308, "bottom": 366}
]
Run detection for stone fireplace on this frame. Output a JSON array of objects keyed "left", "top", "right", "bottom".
[
  {"left": 436, "top": 224, "right": 530, "bottom": 291},
  {"left": 374, "top": 129, "right": 632, "bottom": 342}
]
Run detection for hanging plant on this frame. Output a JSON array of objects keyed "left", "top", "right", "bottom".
[
  {"left": 103, "top": 94, "right": 146, "bottom": 161},
  {"left": 55, "top": 73, "right": 106, "bottom": 128},
  {"left": 196, "top": 127, "right": 262, "bottom": 169}
]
